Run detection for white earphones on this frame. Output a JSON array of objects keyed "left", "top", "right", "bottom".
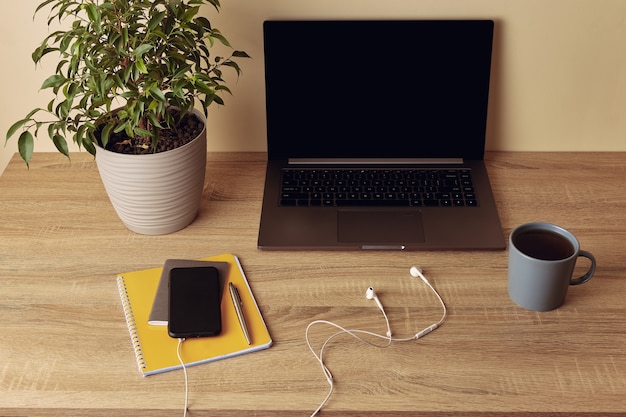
[
  {"left": 365, "top": 286, "right": 391, "bottom": 338},
  {"left": 410, "top": 265, "right": 426, "bottom": 281},
  {"left": 365, "top": 286, "right": 384, "bottom": 312},
  {"left": 306, "top": 266, "right": 447, "bottom": 417}
]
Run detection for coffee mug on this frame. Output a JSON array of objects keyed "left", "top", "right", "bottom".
[{"left": 508, "top": 222, "right": 596, "bottom": 311}]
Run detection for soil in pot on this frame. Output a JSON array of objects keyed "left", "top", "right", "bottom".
[{"left": 102, "top": 109, "right": 205, "bottom": 154}]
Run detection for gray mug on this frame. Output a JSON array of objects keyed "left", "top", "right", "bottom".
[{"left": 508, "top": 222, "right": 596, "bottom": 311}]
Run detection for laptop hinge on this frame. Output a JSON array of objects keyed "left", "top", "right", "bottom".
[{"left": 288, "top": 158, "right": 464, "bottom": 165}]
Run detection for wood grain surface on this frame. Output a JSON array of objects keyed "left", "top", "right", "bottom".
[{"left": 0, "top": 151, "right": 624, "bottom": 416}]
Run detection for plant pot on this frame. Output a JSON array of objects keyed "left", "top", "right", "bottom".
[{"left": 95, "top": 109, "right": 207, "bottom": 235}]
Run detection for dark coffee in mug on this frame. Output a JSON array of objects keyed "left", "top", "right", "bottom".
[{"left": 512, "top": 229, "right": 575, "bottom": 261}]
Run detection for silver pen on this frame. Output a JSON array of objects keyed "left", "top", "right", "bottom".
[{"left": 229, "top": 282, "right": 251, "bottom": 345}]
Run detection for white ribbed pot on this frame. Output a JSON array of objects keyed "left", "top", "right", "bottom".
[{"left": 95, "top": 109, "right": 207, "bottom": 235}]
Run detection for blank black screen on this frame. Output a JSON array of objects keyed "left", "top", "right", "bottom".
[
  {"left": 168, "top": 267, "right": 222, "bottom": 338},
  {"left": 263, "top": 20, "right": 494, "bottom": 160}
]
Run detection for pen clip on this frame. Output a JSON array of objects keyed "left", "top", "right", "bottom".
[{"left": 230, "top": 282, "right": 242, "bottom": 305}]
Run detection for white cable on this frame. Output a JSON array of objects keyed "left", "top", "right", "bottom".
[
  {"left": 176, "top": 338, "right": 189, "bottom": 417},
  {"left": 412, "top": 274, "right": 447, "bottom": 340},
  {"left": 306, "top": 269, "right": 447, "bottom": 416},
  {"left": 305, "top": 320, "right": 394, "bottom": 416}
]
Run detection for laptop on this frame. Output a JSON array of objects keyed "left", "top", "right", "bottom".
[{"left": 258, "top": 20, "right": 505, "bottom": 250}]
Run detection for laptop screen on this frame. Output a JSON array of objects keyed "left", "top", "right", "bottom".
[{"left": 263, "top": 20, "right": 494, "bottom": 161}]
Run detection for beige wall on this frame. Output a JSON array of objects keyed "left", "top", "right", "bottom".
[{"left": 2, "top": 0, "right": 626, "bottom": 173}]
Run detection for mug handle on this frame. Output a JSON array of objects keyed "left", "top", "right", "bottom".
[{"left": 570, "top": 250, "right": 596, "bottom": 286}]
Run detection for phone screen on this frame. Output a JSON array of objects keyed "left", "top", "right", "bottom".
[{"left": 168, "top": 266, "right": 222, "bottom": 338}]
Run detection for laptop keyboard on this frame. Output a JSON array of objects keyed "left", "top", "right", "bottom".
[{"left": 280, "top": 168, "right": 478, "bottom": 207}]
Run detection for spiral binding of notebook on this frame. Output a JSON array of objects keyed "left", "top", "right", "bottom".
[{"left": 117, "top": 276, "right": 147, "bottom": 373}]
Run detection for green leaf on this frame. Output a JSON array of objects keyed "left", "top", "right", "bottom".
[
  {"left": 146, "top": 111, "right": 164, "bottom": 129},
  {"left": 122, "top": 26, "right": 129, "bottom": 49},
  {"left": 87, "top": 130, "right": 98, "bottom": 147},
  {"left": 55, "top": 100, "right": 70, "bottom": 119},
  {"left": 147, "top": 100, "right": 160, "bottom": 112},
  {"left": 47, "top": 123, "right": 57, "bottom": 140},
  {"left": 59, "top": 33, "right": 72, "bottom": 53},
  {"left": 172, "top": 81, "right": 185, "bottom": 98},
  {"left": 194, "top": 16, "right": 212, "bottom": 31},
  {"left": 210, "top": 32, "right": 232, "bottom": 48},
  {"left": 135, "top": 59, "right": 148, "bottom": 74},
  {"left": 32, "top": 46, "right": 57, "bottom": 63},
  {"left": 134, "top": 43, "right": 154, "bottom": 57},
  {"left": 35, "top": 0, "right": 58, "bottom": 15},
  {"left": 82, "top": 135, "right": 96, "bottom": 156},
  {"left": 149, "top": 86, "right": 166, "bottom": 102},
  {"left": 100, "top": 123, "right": 114, "bottom": 148},
  {"left": 215, "top": 85, "right": 232, "bottom": 94},
  {"left": 222, "top": 60, "right": 243, "bottom": 77},
  {"left": 232, "top": 50, "right": 251, "bottom": 58},
  {"left": 41, "top": 74, "right": 67, "bottom": 89},
  {"left": 180, "top": 6, "right": 200, "bottom": 23},
  {"left": 124, "top": 122, "right": 134, "bottom": 138},
  {"left": 6, "top": 118, "right": 30, "bottom": 141},
  {"left": 113, "top": 122, "right": 127, "bottom": 134},
  {"left": 18, "top": 131, "right": 34, "bottom": 168},
  {"left": 85, "top": 4, "right": 100, "bottom": 29},
  {"left": 172, "top": 64, "right": 192, "bottom": 80},
  {"left": 134, "top": 127, "right": 153, "bottom": 138},
  {"left": 193, "top": 72, "right": 211, "bottom": 82},
  {"left": 148, "top": 12, "right": 166, "bottom": 32},
  {"left": 112, "top": 73, "right": 125, "bottom": 90},
  {"left": 52, "top": 134, "right": 70, "bottom": 157},
  {"left": 76, "top": 124, "right": 87, "bottom": 145},
  {"left": 194, "top": 80, "right": 214, "bottom": 95},
  {"left": 120, "top": 91, "right": 140, "bottom": 100}
]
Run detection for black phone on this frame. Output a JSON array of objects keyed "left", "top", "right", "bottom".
[{"left": 168, "top": 266, "right": 222, "bottom": 338}]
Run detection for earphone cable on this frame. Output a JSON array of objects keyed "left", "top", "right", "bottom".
[
  {"left": 306, "top": 267, "right": 447, "bottom": 416},
  {"left": 176, "top": 338, "right": 189, "bottom": 417},
  {"left": 306, "top": 320, "right": 394, "bottom": 417}
]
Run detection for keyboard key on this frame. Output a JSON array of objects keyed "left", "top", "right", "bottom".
[
  {"left": 335, "top": 199, "right": 410, "bottom": 207},
  {"left": 281, "top": 192, "right": 308, "bottom": 200}
]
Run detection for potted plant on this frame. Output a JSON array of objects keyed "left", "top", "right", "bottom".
[{"left": 6, "top": 0, "right": 249, "bottom": 235}]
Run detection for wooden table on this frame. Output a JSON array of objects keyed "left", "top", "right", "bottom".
[{"left": 1, "top": 152, "right": 624, "bottom": 416}]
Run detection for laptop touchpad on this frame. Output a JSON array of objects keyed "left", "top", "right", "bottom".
[{"left": 337, "top": 210, "right": 425, "bottom": 244}]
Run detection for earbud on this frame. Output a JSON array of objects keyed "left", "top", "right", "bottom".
[
  {"left": 365, "top": 287, "right": 391, "bottom": 338},
  {"left": 408, "top": 266, "right": 445, "bottom": 339},
  {"left": 410, "top": 266, "right": 428, "bottom": 284},
  {"left": 365, "top": 287, "right": 385, "bottom": 315},
  {"left": 409, "top": 265, "right": 422, "bottom": 277}
]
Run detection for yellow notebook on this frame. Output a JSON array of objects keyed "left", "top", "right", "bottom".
[{"left": 116, "top": 254, "right": 272, "bottom": 376}]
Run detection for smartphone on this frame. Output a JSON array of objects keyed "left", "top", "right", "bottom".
[{"left": 168, "top": 266, "right": 222, "bottom": 338}]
